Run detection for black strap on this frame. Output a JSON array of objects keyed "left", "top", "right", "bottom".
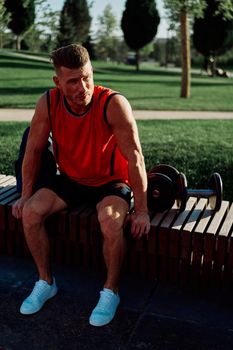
[{"left": 103, "top": 93, "right": 121, "bottom": 127}]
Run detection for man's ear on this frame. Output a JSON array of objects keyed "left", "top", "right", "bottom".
[{"left": 53, "top": 75, "right": 60, "bottom": 88}]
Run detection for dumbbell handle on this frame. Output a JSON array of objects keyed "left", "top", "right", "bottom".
[{"left": 187, "top": 189, "right": 215, "bottom": 197}]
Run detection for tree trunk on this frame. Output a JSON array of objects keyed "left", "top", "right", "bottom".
[
  {"left": 135, "top": 49, "right": 140, "bottom": 72},
  {"left": 209, "top": 56, "right": 217, "bottom": 76},
  {"left": 180, "top": 9, "right": 190, "bottom": 98},
  {"left": 16, "top": 35, "right": 21, "bottom": 50}
]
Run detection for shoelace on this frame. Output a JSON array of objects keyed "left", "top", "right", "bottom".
[
  {"left": 96, "top": 292, "right": 115, "bottom": 313},
  {"left": 28, "top": 281, "right": 49, "bottom": 300}
]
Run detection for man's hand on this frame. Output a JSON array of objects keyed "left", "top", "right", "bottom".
[
  {"left": 130, "top": 211, "right": 150, "bottom": 239},
  {"left": 12, "top": 196, "right": 29, "bottom": 219}
]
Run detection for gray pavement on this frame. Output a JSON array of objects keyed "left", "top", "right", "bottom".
[
  {"left": 0, "top": 255, "right": 233, "bottom": 350},
  {"left": 0, "top": 109, "right": 232, "bottom": 121}
]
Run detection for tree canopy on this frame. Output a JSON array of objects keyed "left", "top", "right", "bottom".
[
  {"left": 0, "top": 0, "right": 10, "bottom": 48},
  {"left": 57, "top": 0, "right": 91, "bottom": 47},
  {"left": 95, "top": 4, "right": 121, "bottom": 61},
  {"left": 193, "top": 0, "right": 233, "bottom": 57},
  {"left": 121, "top": 0, "right": 160, "bottom": 70},
  {"left": 4, "top": 0, "right": 35, "bottom": 49}
]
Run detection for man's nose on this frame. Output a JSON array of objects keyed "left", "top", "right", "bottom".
[{"left": 77, "top": 78, "right": 87, "bottom": 92}]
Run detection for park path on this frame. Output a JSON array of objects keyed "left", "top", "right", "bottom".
[{"left": 0, "top": 108, "right": 232, "bottom": 121}]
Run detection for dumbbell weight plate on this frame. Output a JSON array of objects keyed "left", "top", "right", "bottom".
[
  {"left": 176, "top": 172, "right": 188, "bottom": 213},
  {"left": 147, "top": 172, "right": 176, "bottom": 213},
  {"left": 209, "top": 173, "right": 223, "bottom": 211},
  {"left": 148, "top": 164, "right": 180, "bottom": 186}
]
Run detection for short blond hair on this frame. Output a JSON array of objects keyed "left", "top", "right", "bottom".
[{"left": 50, "top": 44, "right": 90, "bottom": 71}]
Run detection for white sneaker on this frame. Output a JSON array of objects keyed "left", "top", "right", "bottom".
[
  {"left": 20, "top": 277, "right": 57, "bottom": 315},
  {"left": 89, "top": 288, "right": 120, "bottom": 327}
]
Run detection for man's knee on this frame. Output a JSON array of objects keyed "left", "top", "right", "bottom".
[
  {"left": 22, "top": 197, "right": 47, "bottom": 231},
  {"left": 98, "top": 207, "right": 126, "bottom": 240}
]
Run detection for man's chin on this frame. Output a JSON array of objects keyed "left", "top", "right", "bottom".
[{"left": 70, "top": 96, "right": 90, "bottom": 106}]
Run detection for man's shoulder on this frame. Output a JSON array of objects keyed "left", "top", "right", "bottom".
[{"left": 94, "top": 85, "right": 114, "bottom": 94}]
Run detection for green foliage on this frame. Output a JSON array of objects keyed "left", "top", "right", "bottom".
[
  {"left": 1, "top": 120, "right": 233, "bottom": 202},
  {"left": 121, "top": 0, "right": 160, "bottom": 50},
  {"left": 23, "top": 0, "right": 60, "bottom": 52},
  {"left": 57, "top": 0, "right": 91, "bottom": 47},
  {"left": 216, "top": 0, "right": 233, "bottom": 20},
  {"left": 95, "top": 4, "right": 122, "bottom": 61},
  {"left": 163, "top": 0, "right": 207, "bottom": 22},
  {"left": 4, "top": 0, "right": 35, "bottom": 36},
  {"left": 0, "top": 0, "right": 10, "bottom": 33},
  {"left": 193, "top": 0, "right": 233, "bottom": 57}
]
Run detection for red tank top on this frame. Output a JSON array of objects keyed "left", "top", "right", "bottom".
[{"left": 48, "top": 86, "right": 129, "bottom": 186}]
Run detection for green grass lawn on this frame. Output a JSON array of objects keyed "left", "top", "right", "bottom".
[
  {"left": 1, "top": 120, "right": 233, "bottom": 201},
  {"left": 0, "top": 50, "right": 233, "bottom": 111}
]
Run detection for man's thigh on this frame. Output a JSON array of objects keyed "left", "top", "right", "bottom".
[
  {"left": 26, "top": 188, "right": 67, "bottom": 219},
  {"left": 34, "top": 174, "right": 93, "bottom": 209}
]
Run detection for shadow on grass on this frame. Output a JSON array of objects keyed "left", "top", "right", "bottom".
[
  {"left": 0, "top": 77, "right": 53, "bottom": 82},
  {"left": 129, "top": 95, "right": 172, "bottom": 100},
  {"left": 0, "top": 53, "right": 49, "bottom": 63},
  {"left": 0, "top": 87, "right": 46, "bottom": 95},
  {"left": 95, "top": 66, "right": 182, "bottom": 77},
  {"left": 0, "top": 62, "right": 52, "bottom": 70},
  {"left": 96, "top": 78, "right": 180, "bottom": 86},
  {"left": 0, "top": 54, "right": 52, "bottom": 70},
  {"left": 191, "top": 80, "right": 233, "bottom": 87}
]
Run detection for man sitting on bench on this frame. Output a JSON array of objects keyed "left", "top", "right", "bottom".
[{"left": 12, "top": 43, "right": 150, "bottom": 327}]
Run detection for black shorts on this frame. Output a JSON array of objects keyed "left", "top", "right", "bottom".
[{"left": 34, "top": 173, "right": 132, "bottom": 209}]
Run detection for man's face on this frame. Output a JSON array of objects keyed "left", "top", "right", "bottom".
[{"left": 53, "top": 60, "right": 94, "bottom": 111}]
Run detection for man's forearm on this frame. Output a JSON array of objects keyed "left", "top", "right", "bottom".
[
  {"left": 128, "top": 151, "right": 148, "bottom": 213},
  {"left": 21, "top": 150, "right": 42, "bottom": 198}
]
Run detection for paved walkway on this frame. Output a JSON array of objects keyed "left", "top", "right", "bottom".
[
  {"left": 0, "top": 108, "right": 232, "bottom": 121},
  {"left": 0, "top": 255, "right": 233, "bottom": 350}
]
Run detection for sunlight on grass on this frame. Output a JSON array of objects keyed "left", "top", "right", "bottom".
[{"left": 0, "top": 51, "right": 232, "bottom": 110}]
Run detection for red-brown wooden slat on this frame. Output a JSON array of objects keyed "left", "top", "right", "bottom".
[
  {"left": 69, "top": 204, "right": 88, "bottom": 242},
  {"left": 79, "top": 206, "right": 95, "bottom": 243},
  {"left": 79, "top": 206, "right": 95, "bottom": 268},
  {"left": 179, "top": 197, "right": 204, "bottom": 286},
  {"left": 168, "top": 197, "right": 200, "bottom": 284},
  {"left": 228, "top": 228, "right": 233, "bottom": 288},
  {"left": 214, "top": 203, "right": 233, "bottom": 287},
  {"left": 89, "top": 212, "right": 103, "bottom": 269},
  {"left": 203, "top": 200, "right": 229, "bottom": 287},
  {"left": 57, "top": 210, "right": 69, "bottom": 238},
  {"left": 158, "top": 202, "right": 181, "bottom": 281},
  {"left": 192, "top": 201, "right": 212, "bottom": 286},
  {"left": 0, "top": 206, "right": 6, "bottom": 254},
  {"left": 147, "top": 211, "right": 168, "bottom": 280},
  {"left": 188, "top": 198, "right": 208, "bottom": 286}
]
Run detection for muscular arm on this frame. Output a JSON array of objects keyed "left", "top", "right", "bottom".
[
  {"left": 107, "top": 94, "right": 150, "bottom": 237},
  {"left": 12, "top": 93, "right": 51, "bottom": 218}
]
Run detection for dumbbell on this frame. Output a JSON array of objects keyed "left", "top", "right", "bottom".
[
  {"left": 147, "top": 164, "right": 179, "bottom": 212},
  {"left": 147, "top": 164, "right": 223, "bottom": 213},
  {"left": 176, "top": 172, "right": 223, "bottom": 212}
]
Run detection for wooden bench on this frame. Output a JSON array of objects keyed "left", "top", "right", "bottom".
[{"left": 0, "top": 174, "right": 233, "bottom": 290}]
